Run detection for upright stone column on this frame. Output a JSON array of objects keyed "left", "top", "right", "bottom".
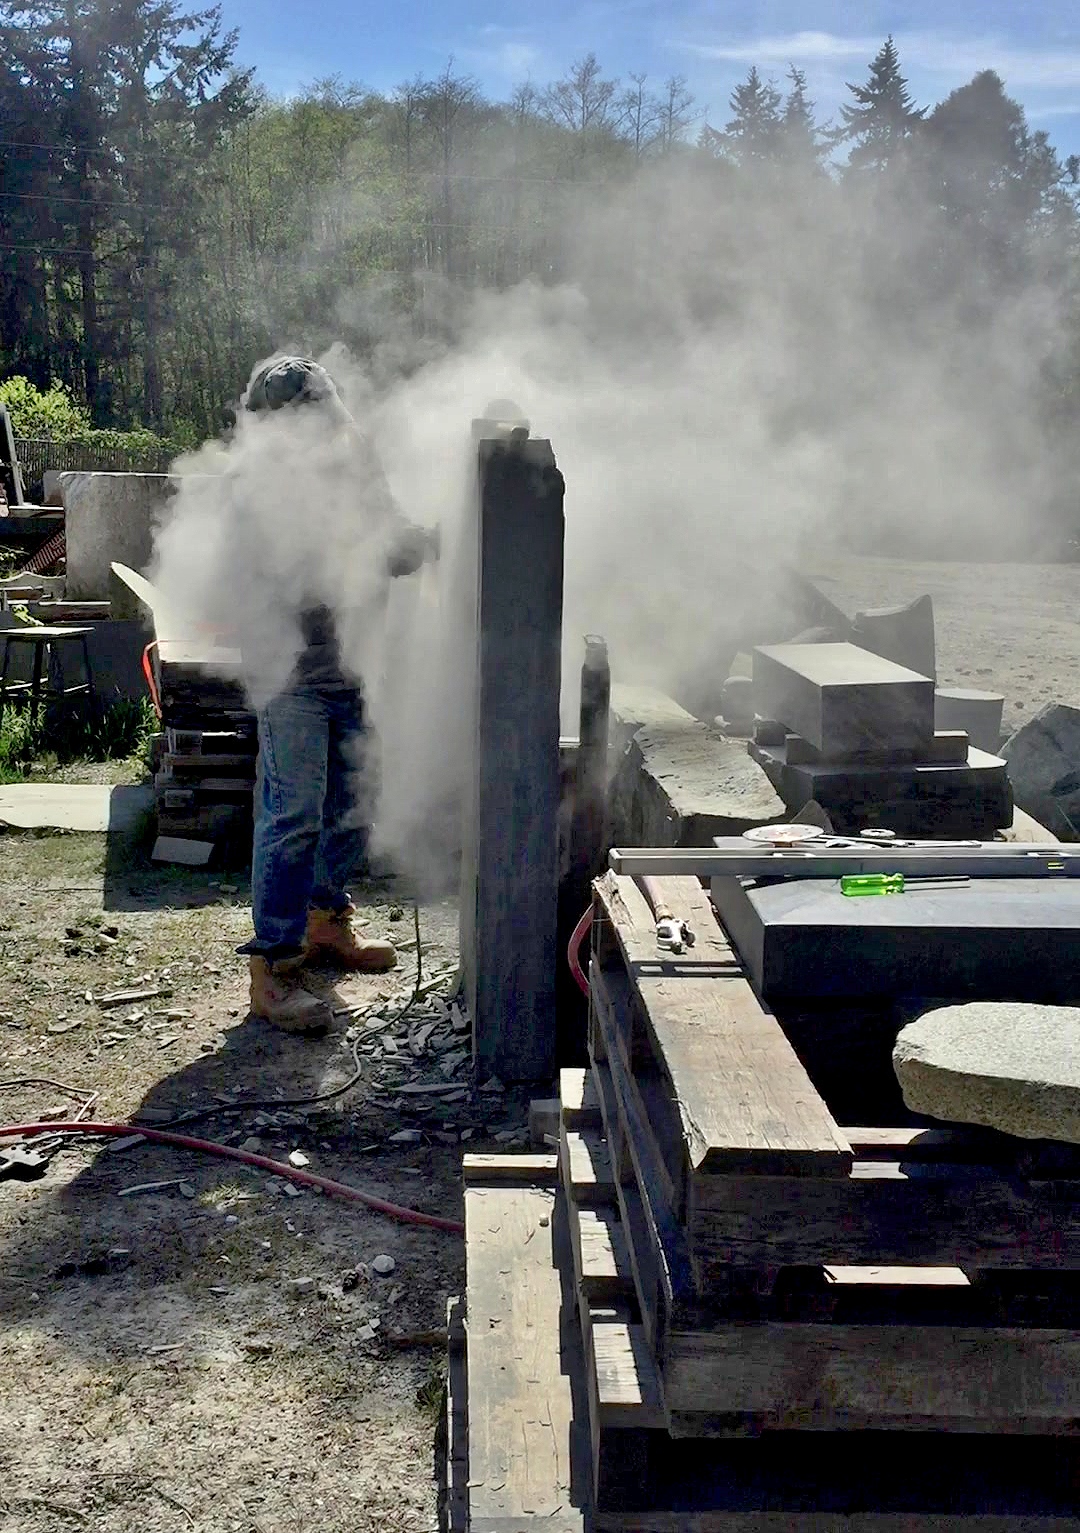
[{"left": 461, "top": 426, "right": 565, "bottom": 1083}]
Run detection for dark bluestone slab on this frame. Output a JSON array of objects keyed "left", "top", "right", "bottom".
[
  {"left": 710, "top": 874, "right": 1080, "bottom": 1002},
  {"left": 460, "top": 435, "right": 564, "bottom": 1084},
  {"left": 752, "top": 642, "right": 935, "bottom": 759},
  {"left": 749, "top": 739, "right": 1013, "bottom": 837}
]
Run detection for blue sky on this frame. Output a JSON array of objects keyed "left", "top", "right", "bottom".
[{"left": 219, "top": 1, "right": 1080, "bottom": 158}]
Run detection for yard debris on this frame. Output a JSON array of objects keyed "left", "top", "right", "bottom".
[
  {"left": 107, "top": 1133, "right": 147, "bottom": 1153},
  {"left": 288, "top": 1149, "right": 310, "bottom": 1168},
  {"left": 46, "top": 1018, "right": 83, "bottom": 1034},
  {"left": 388, "top": 1129, "right": 423, "bottom": 1146},
  {"left": 372, "top": 1254, "right": 396, "bottom": 1276},
  {"left": 240, "top": 1136, "right": 263, "bottom": 1153},
  {"left": 0, "top": 1144, "right": 51, "bottom": 1180},
  {"left": 286, "top": 1276, "right": 316, "bottom": 1297},
  {"left": 96, "top": 986, "right": 170, "bottom": 1010},
  {"left": 118, "top": 1178, "right": 188, "bottom": 1198}
]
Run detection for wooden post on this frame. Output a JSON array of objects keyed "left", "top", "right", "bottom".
[{"left": 461, "top": 426, "right": 565, "bottom": 1083}]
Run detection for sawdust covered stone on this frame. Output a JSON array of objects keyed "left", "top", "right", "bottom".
[{"left": 894, "top": 1002, "right": 1080, "bottom": 1143}]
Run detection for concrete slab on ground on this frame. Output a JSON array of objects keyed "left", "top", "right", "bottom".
[{"left": 0, "top": 783, "right": 154, "bottom": 833}]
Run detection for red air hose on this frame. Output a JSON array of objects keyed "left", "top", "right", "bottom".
[
  {"left": 141, "top": 640, "right": 162, "bottom": 718},
  {"left": 0, "top": 1122, "right": 463, "bottom": 1234},
  {"left": 568, "top": 906, "right": 592, "bottom": 998}
]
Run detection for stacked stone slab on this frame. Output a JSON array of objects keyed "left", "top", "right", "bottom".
[
  {"left": 894, "top": 1003, "right": 1080, "bottom": 1144},
  {"left": 750, "top": 642, "right": 1012, "bottom": 837}
]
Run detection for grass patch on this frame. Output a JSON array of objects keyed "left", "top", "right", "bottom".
[{"left": 0, "top": 697, "right": 157, "bottom": 783}]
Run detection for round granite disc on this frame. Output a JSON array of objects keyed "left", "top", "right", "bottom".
[{"left": 893, "top": 1003, "right": 1080, "bottom": 1144}]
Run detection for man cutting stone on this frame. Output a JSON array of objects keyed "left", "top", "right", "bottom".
[{"left": 236, "top": 355, "right": 438, "bottom": 1034}]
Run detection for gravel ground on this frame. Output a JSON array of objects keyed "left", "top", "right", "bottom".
[{"left": 0, "top": 821, "right": 527, "bottom": 1533}]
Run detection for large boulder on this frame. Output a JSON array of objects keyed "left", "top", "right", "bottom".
[
  {"left": 894, "top": 1002, "right": 1080, "bottom": 1144},
  {"left": 1001, "top": 704, "right": 1080, "bottom": 840}
]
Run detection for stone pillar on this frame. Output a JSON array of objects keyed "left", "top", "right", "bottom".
[
  {"left": 461, "top": 428, "right": 565, "bottom": 1083},
  {"left": 59, "top": 472, "right": 175, "bottom": 607}
]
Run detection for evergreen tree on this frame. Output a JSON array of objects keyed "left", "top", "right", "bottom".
[
  {"left": 723, "top": 66, "right": 783, "bottom": 165},
  {"left": 841, "top": 36, "right": 924, "bottom": 171},
  {"left": 779, "top": 65, "right": 829, "bottom": 170}
]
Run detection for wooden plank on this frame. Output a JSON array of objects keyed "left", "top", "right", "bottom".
[
  {"left": 589, "top": 1055, "right": 671, "bottom": 1355},
  {"left": 567, "top": 1196, "right": 635, "bottom": 1306},
  {"left": 560, "top": 1130, "right": 615, "bottom": 1206},
  {"left": 594, "top": 873, "right": 852, "bottom": 1176},
  {"left": 591, "top": 966, "right": 685, "bottom": 1220},
  {"left": 844, "top": 1126, "right": 1080, "bottom": 1177},
  {"left": 594, "top": 1515, "right": 1080, "bottom": 1531},
  {"left": 689, "top": 1167, "right": 1080, "bottom": 1270},
  {"left": 464, "top": 1184, "right": 582, "bottom": 1531},
  {"left": 462, "top": 1153, "right": 558, "bottom": 1185},
  {"left": 661, "top": 1322, "right": 1080, "bottom": 1428},
  {"left": 445, "top": 1296, "right": 468, "bottom": 1533},
  {"left": 588, "top": 994, "right": 699, "bottom": 1322},
  {"left": 560, "top": 1066, "right": 602, "bottom": 1130},
  {"left": 590, "top": 1318, "right": 665, "bottom": 1429}
]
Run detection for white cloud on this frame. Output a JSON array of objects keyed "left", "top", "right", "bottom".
[
  {"left": 679, "top": 28, "right": 1080, "bottom": 93},
  {"left": 683, "top": 30, "right": 877, "bottom": 66},
  {"left": 459, "top": 26, "right": 544, "bottom": 81}
]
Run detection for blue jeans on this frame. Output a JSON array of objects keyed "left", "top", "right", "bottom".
[{"left": 240, "top": 689, "right": 372, "bottom": 961}]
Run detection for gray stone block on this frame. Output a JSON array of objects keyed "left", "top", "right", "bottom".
[
  {"left": 1001, "top": 704, "right": 1080, "bottom": 841},
  {"left": 711, "top": 875, "right": 1080, "bottom": 1003},
  {"left": 60, "top": 472, "right": 178, "bottom": 604},
  {"left": 935, "top": 687, "right": 1005, "bottom": 755},
  {"left": 749, "top": 740, "right": 1012, "bottom": 838},
  {"left": 460, "top": 437, "right": 564, "bottom": 1085},
  {"left": 894, "top": 1002, "right": 1080, "bottom": 1144},
  {"left": 610, "top": 717, "right": 785, "bottom": 846},
  {"left": 851, "top": 594, "right": 936, "bottom": 682},
  {"left": 753, "top": 642, "right": 935, "bottom": 759}
]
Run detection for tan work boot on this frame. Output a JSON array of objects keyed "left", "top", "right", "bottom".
[
  {"left": 249, "top": 956, "right": 333, "bottom": 1035},
  {"left": 305, "top": 905, "right": 398, "bottom": 972}
]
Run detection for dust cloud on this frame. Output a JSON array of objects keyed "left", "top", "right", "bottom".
[{"left": 150, "top": 147, "right": 1078, "bottom": 886}]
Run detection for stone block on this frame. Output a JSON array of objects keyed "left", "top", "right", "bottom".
[
  {"left": 1000, "top": 704, "right": 1080, "bottom": 842},
  {"left": 851, "top": 594, "right": 936, "bottom": 682},
  {"left": 752, "top": 642, "right": 935, "bottom": 759},
  {"left": 935, "top": 687, "right": 1005, "bottom": 755},
  {"left": 59, "top": 472, "right": 178, "bottom": 604},
  {"left": 749, "top": 740, "right": 1012, "bottom": 838},
  {"left": 711, "top": 875, "right": 1080, "bottom": 1003},
  {"left": 610, "top": 716, "right": 785, "bottom": 846},
  {"left": 894, "top": 1003, "right": 1080, "bottom": 1144},
  {"left": 782, "top": 730, "right": 969, "bottom": 768}
]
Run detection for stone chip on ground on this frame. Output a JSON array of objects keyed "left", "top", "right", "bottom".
[{"left": 894, "top": 1002, "right": 1080, "bottom": 1143}]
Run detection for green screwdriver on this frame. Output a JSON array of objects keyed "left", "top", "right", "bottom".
[{"left": 840, "top": 872, "right": 970, "bottom": 896}]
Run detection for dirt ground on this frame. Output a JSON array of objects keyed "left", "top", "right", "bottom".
[
  {"left": 814, "top": 555, "right": 1080, "bottom": 735},
  {"left": 0, "top": 821, "right": 527, "bottom": 1533}
]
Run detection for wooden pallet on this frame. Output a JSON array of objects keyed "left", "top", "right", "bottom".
[
  {"left": 461, "top": 1143, "right": 1080, "bottom": 1531},
  {"left": 589, "top": 872, "right": 1080, "bottom": 1436}
]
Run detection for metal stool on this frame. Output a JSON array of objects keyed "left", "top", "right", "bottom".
[{"left": 0, "top": 625, "right": 97, "bottom": 727}]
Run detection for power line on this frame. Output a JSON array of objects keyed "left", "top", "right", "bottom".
[{"left": 0, "top": 188, "right": 175, "bottom": 213}]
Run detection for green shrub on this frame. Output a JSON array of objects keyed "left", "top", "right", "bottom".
[
  {"left": 0, "top": 375, "right": 91, "bottom": 439},
  {"left": 0, "top": 697, "right": 157, "bottom": 781},
  {"left": 0, "top": 375, "right": 183, "bottom": 462}
]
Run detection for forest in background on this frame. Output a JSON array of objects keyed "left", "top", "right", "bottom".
[{"left": 0, "top": 3, "right": 1078, "bottom": 510}]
